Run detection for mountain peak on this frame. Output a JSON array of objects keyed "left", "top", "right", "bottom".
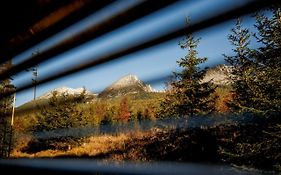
[
  {"left": 111, "top": 74, "right": 141, "bottom": 88},
  {"left": 98, "top": 74, "right": 155, "bottom": 98}
]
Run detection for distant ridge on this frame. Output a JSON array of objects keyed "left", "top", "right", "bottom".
[
  {"left": 19, "top": 65, "right": 233, "bottom": 108},
  {"left": 38, "top": 86, "right": 95, "bottom": 99}
]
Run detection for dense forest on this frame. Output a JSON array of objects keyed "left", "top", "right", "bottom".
[{"left": 0, "top": 5, "right": 280, "bottom": 173}]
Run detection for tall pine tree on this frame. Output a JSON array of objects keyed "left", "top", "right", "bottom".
[
  {"left": 222, "top": 11, "right": 281, "bottom": 170},
  {"left": 159, "top": 32, "right": 216, "bottom": 118},
  {"left": 225, "top": 10, "right": 281, "bottom": 114},
  {"left": 252, "top": 7, "right": 281, "bottom": 113},
  {"left": 224, "top": 18, "right": 256, "bottom": 112},
  {"left": 0, "top": 60, "right": 15, "bottom": 157}
]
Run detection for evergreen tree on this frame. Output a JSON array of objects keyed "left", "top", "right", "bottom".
[
  {"left": 0, "top": 60, "right": 15, "bottom": 157},
  {"left": 222, "top": 10, "right": 281, "bottom": 171},
  {"left": 223, "top": 18, "right": 255, "bottom": 112},
  {"left": 225, "top": 10, "right": 281, "bottom": 113},
  {"left": 252, "top": 7, "right": 281, "bottom": 113},
  {"left": 27, "top": 89, "right": 88, "bottom": 151},
  {"left": 33, "top": 89, "right": 87, "bottom": 132},
  {"left": 159, "top": 32, "right": 216, "bottom": 118},
  {"left": 104, "top": 104, "right": 117, "bottom": 124},
  {"left": 96, "top": 102, "right": 108, "bottom": 124}
]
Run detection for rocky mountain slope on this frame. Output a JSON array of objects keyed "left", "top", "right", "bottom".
[
  {"left": 98, "top": 74, "right": 156, "bottom": 98},
  {"left": 38, "top": 86, "right": 95, "bottom": 99},
  {"left": 202, "top": 64, "right": 233, "bottom": 85}
]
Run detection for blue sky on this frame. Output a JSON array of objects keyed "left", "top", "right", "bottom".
[{"left": 12, "top": 0, "right": 258, "bottom": 106}]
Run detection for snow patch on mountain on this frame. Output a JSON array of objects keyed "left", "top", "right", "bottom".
[{"left": 38, "top": 86, "right": 94, "bottom": 99}]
